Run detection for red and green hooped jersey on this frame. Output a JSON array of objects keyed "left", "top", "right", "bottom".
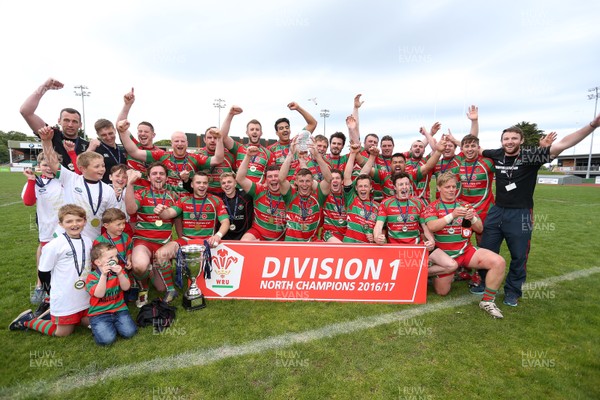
[
  {"left": 322, "top": 191, "right": 348, "bottom": 240},
  {"left": 248, "top": 182, "right": 286, "bottom": 240},
  {"left": 86, "top": 271, "right": 128, "bottom": 316},
  {"left": 127, "top": 134, "right": 156, "bottom": 189},
  {"left": 358, "top": 151, "right": 393, "bottom": 199},
  {"left": 93, "top": 233, "right": 133, "bottom": 267},
  {"left": 376, "top": 197, "right": 425, "bottom": 244},
  {"left": 371, "top": 164, "right": 423, "bottom": 199},
  {"left": 133, "top": 187, "right": 178, "bottom": 244},
  {"left": 422, "top": 199, "right": 473, "bottom": 258},
  {"left": 403, "top": 152, "right": 432, "bottom": 204},
  {"left": 432, "top": 152, "right": 465, "bottom": 200},
  {"left": 457, "top": 156, "right": 495, "bottom": 220},
  {"left": 282, "top": 186, "right": 328, "bottom": 241},
  {"left": 324, "top": 154, "right": 350, "bottom": 175},
  {"left": 306, "top": 159, "right": 326, "bottom": 182},
  {"left": 171, "top": 194, "right": 228, "bottom": 240},
  {"left": 145, "top": 149, "right": 212, "bottom": 192},
  {"left": 196, "top": 147, "right": 236, "bottom": 195},
  {"left": 267, "top": 141, "right": 290, "bottom": 166},
  {"left": 342, "top": 185, "right": 379, "bottom": 243},
  {"left": 232, "top": 141, "right": 275, "bottom": 183}
]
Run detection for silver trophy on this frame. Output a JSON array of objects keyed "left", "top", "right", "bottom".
[{"left": 180, "top": 244, "right": 207, "bottom": 311}]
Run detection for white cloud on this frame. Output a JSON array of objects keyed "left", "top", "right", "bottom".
[{"left": 1, "top": 0, "right": 599, "bottom": 158}]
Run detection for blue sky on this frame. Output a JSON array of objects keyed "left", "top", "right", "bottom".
[{"left": 2, "top": 0, "right": 599, "bottom": 155}]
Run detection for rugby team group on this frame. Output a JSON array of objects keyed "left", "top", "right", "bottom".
[{"left": 9, "top": 77, "right": 600, "bottom": 345}]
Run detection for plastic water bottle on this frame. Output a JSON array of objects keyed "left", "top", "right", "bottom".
[{"left": 297, "top": 129, "right": 312, "bottom": 152}]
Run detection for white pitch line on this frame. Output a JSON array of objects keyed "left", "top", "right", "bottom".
[
  {"left": 3, "top": 267, "right": 599, "bottom": 399},
  {"left": 0, "top": 201, "right": 21, "bottom": 208}
]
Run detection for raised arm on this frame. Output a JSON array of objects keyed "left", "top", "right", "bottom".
[
  {"left": 20, "top": 78, "right": 64, "bottom": 133},
  {"left": 420, "top": 136, "right": 446, "bottom": 175},
  {"left": 221, "top": 106, "right": 243, "bottom": 150},
  {"left": 309, "top": 142, "right": 332, "bottom": 195},
  {"left": 359, "top": 145, "right": 378, "bottom": 178},
  {"left": 550, "top": 116, "right": 600, "bottom": 158},
  {"left": 350, "top": 94, "right": 363, "bottom": 144},
  {"left": 125, "top": 169, "right": 142, "bottom": 215},
  {"left": 288, "top": 102, "right": 317, "bottom": 133},
  {"left": 466, "top": 105, "right": 479, "bottom": 137},
  {"left": 117, "top": 88, "right": 135, "bottom": 124},
  {"left": 346, "top": 114, "right": 366, "bottom": 166},
  {"left": 374, "top": 219, "right": 386, "bottom": 245},
  {"left": 38, "top": 127, "right": 61, "bottom": 174},
  {"left": 235, "top": 146, "right": 257, "bottom": 193},
  {"left": 117, "top": 120, "right": 148, "bottom": 161},
  {"left": 278, "top": 139, "right": 296, "bottom": 195},
  {"left": 344, "top": 142, "right": 361, "bottom": 186},
  {"left": 419, "top": 125, "right": 436, "bottom": 151},
  {"left": 208, "top": 128, "right": 225, "bottom": 166}
]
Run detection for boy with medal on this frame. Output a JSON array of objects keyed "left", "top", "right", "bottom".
[
  {"left": 93, "top": 208, "right": 137, "bottom": 300},
  {"left": 422, "top": 172, "right": 506, "bottom": 318},
  {"left": 22, "top": 151, "right": 65, "bottom": 305},
  {"left": 39, "top": 126, "right": 118, "bottom": 241},
  {"left": 10, "top": 205, "right": 93, "bottom": 336},
  {"left": 86, "top": 243, "right": 137, "bottom": 346}
]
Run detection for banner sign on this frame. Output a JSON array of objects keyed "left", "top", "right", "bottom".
[{"left": 198, "top": 242, "right": 428, "bottom": 303}]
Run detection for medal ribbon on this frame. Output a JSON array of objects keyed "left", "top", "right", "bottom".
[
  {"left": 361, "top": 199, "right": 375, "bottom": 224},
  {"left": 35, "top": 176, "right": 52, "bottom": 188},
  {"left": 83, "top": 180, "right": 103, "bottom": 216},
  {"left": 332, "top": 193, "right": 344, "bottom": 217},
  {"left": 107, "top": 235, "right": 127, "bottom": 265},
  {"left": 150, "top": 188, "right": 168, "bottom": 206},
  {"left": 440, "top": 156, "right": 455, "bottom": 173},
  {"left": 299, "top": 196, "right": 311, "bottom": 221},
  {"left": 395, "top": 199, "right": 410, "bottom": 224},
  {"left": 192, "top": 196, "right": 208, "bottom": 221},
  {"left": 223, "top": 193, "right": 240, "bottom": 221},
  {"left": 267, "top": 192, "right": 282, "bottom": 216},
  {"left": 100, "top": 142, "right": 123, "bottom": 164},
  {"left": 464, "top": 160, "right": 478, "bottom": 185},
  {"left": 63, "top": 233, "right": 86, "bottom": 278},
  {"left": 171, "top": 154, "right": 189, "bottom": 173}
]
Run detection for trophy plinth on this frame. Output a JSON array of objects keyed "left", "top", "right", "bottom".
[{"left": 180, "top": 244, "right": 207, "bottom": 311}]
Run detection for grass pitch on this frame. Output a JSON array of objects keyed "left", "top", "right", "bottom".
[{"left": 0, "top": 172, "right": 598, "bottom": 400}]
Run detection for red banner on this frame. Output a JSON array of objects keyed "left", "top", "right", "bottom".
[{"left": 197, "top": 242, "right": 428, "bottom": 303}]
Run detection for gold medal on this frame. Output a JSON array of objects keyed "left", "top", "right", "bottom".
[
  {"left": 155, "top": 219, "right": 163, "bottom": 227},
  {"left": 195, "top": 223, "right": 202, "bottom": 230},
  {"left": 269, "top": 217, "right": 274, "bottom": 224},
  {"left": 74, "top": 280, "right": 85, "bottom": 290},
  {"left": 91, "top": 218, "right": 100, "bottom": 228}
]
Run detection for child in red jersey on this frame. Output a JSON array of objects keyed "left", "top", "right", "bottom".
[{"left": 86, "top": 243, "right": 137, "bottom": 345}]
